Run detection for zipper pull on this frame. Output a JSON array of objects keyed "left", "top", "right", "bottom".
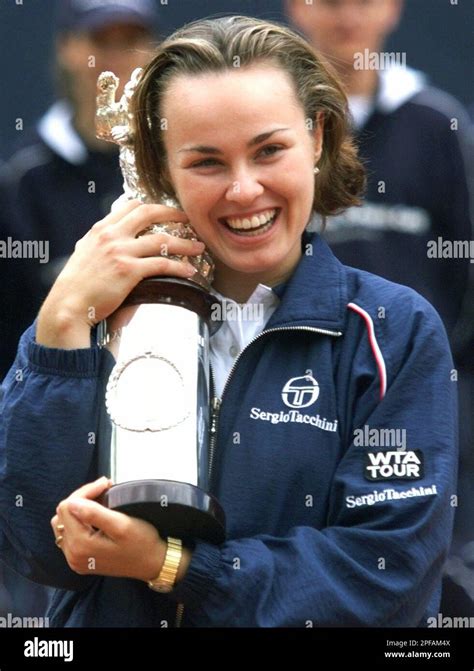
[
  {"left": 208, "top": 397, "right": 221, "bottom": 484},
  {"left": 210, "top": 397, "right": 221, "bottom": 434}
]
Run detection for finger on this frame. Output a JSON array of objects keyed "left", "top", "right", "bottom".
[
  {"left": 115, "top": 204, "right": 190, "bottom": 237},
  {"left": 51, "top": 513, "right": 67, "bottom": 550},
  {"left": 61, "top": 502, "right": 97, "bottom": 536},
  {"left": 101, "top": 199, "right": 143, "bottom": 226},
  {"left": 67, "top": 498, "right": 132, "bottom": 542},
  {"left": 56, "top": 504, "right": 109, "bottom": 569},
  {"left": 50, "top": 514, "right": 62, "bottom": 544},
  {"left": 52, "top": 507, "right": 66, "bottom": 532},
  {"left": 137, "top": 256, "right": 198, "bottom": 281},
  {"left": 110, "top": 193, "right": 134, "bottom": 214},
  {"left": 132, "top": 233, "right": 205, "bottom": 259},
  {"left": 50, "top": 514, "right": 59, "bottom": 534},
  {"left": 57, "top": 477, "right": 112, "bottom": 512}
]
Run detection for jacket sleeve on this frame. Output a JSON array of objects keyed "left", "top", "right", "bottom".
[
  {"left": 170, "top": 292, "right": 458, "bottom": 626},
  {"left": 0, "top": 323, "right": 108, "bottom": 590}
]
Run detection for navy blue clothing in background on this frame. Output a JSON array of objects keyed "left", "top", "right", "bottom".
[
  {"left": 0, "top": 102, "right": 123, "bottom": 379},
  {"left": 323, "top": 68, "right": 473, "bottom": 367}
]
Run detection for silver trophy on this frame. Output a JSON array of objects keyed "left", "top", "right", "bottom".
[{"left": 95, "top": 69, "right": 225, "bottom": 544}]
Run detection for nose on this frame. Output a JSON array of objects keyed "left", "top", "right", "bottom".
[{"left": 225, "top": 165, "right": 264, "bottom": 205}]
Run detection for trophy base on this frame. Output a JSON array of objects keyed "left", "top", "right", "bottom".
[{"left": 102, "top": 479, "right": 226, "bottom": 545}]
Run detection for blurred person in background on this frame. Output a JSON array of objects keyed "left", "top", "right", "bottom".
[
  {"left": 0, "top": 0, "right": 159, "bottom": 618},
  {"left": 0, "top": 0, "right": 159, "bottom": 380},
  {"left": 287, "top": 0, "right": 474, "bottom": 616}
]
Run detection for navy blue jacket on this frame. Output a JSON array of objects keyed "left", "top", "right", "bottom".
[
  {"left": 323, "top": 69, "right": 474, "bottom": 367},
  {"left": 0, "top": 234, "right": 458, "bottom": 627},
  {"left": 0, "top": 103, "right": 123, "bottom": 378}
]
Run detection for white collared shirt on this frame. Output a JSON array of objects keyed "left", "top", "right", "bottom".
[
  {"left": 210, "top": 284, "right": 280, "bottom": 398},
  {"left": 37, "top": 101, "right": 88, "bottom": 165}
]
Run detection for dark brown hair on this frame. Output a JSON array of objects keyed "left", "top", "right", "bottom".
[{"left": 132, "top": 15, "right": 365, "bottom": 217}]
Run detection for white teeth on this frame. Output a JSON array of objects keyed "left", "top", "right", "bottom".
[{"left": 226, "top": 208, "right": 276, "bottom": 230}]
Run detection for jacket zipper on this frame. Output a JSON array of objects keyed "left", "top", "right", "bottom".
[
  {"left": 208, "top": 324, "right": 342, "bottom": 485},
  {"left": 208, "top": 395, "right": 221, "bottom": 483},
  {"left": 174, "top": 324, "right": 342, "bottom": 627},
  {"left": 174, "top": 361, "right": 216, "bottom": 627},
  {"left": 174, "top": 602, "right": 184, "bottom": 627}
]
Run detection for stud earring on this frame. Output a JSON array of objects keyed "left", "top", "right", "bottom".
[{"left": 314, "top": 165, "right": 320, "bottom": 175}]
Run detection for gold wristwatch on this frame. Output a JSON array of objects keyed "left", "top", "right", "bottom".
[{"left": 148, "top": 537, "right": 183, "bottom": 593}]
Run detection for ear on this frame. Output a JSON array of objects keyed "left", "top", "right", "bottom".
[
  {"left": 285, "top": 0, "right": 307, "bottom": 32},
  {"left": 312, "top": 112, "right": 324, "bottom": 163}
]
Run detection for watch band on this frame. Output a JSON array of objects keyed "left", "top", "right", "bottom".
[{"left": 148, "top": 537, "right": 183, "bottom": 593}]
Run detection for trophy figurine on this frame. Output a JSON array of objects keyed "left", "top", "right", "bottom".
[{"left": 95, "top": 69, "right": 225, "bottom": 544}]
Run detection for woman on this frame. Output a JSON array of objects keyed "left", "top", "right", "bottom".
[{"left": 0, "top": 16, "right": 457, "bottom": 627}]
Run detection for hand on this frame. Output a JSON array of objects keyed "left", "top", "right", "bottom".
[
  {"left": 37, "top": 200, "right": 205, "bottom": 348},
  {"left": 51, "top": 477, "right": 167, "bottom": 582}
]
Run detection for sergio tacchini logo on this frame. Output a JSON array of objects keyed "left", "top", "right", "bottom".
[
  {"left": 250, "top": 371, "right": 338, "bottom": 433},
  {"left": 281, "top": 374, "right": 320, "bottom": 409}
]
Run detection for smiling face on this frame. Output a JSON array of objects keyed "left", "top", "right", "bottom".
[{"left": 161, "top": 63, "right": 323, "bottom": 291}]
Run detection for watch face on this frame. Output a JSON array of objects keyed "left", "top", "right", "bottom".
[{"left": 148, "top": 582, "right": 172, "bottom": 593}]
